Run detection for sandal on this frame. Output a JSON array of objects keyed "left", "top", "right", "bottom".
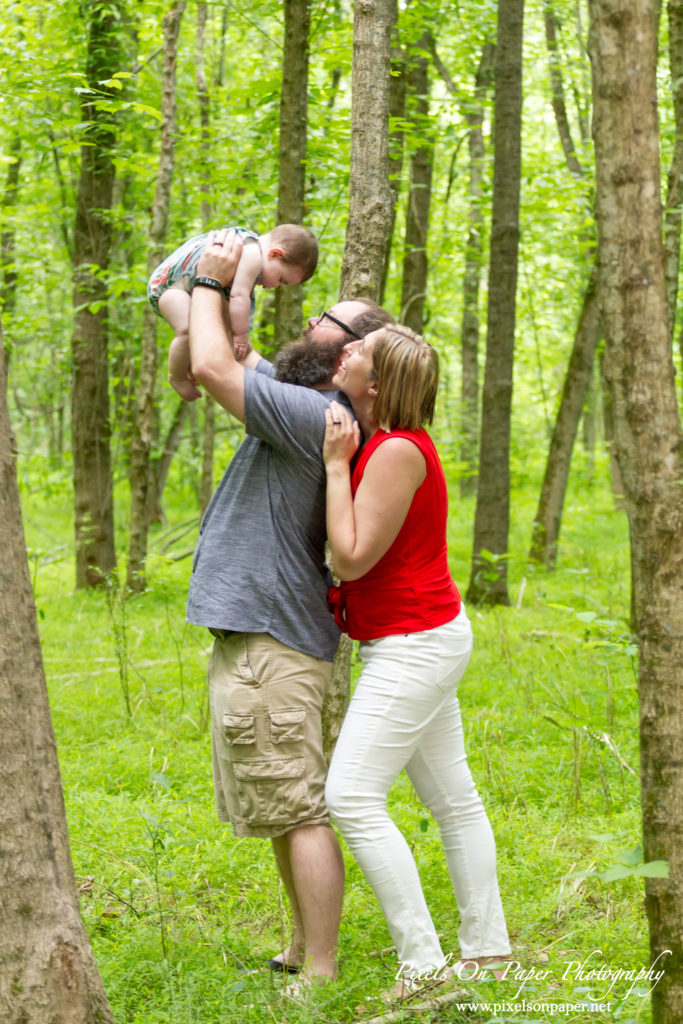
[{"left": 266, "top": 957, "right": 300, "bottom": 975}]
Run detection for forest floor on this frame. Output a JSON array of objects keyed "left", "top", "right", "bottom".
[{"left": 23, "top": 455, "right": 654, "bottom": 1024}]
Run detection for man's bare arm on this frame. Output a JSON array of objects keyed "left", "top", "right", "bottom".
[{"left": 189, "top": 231, "right": 247, "bottom": 421}]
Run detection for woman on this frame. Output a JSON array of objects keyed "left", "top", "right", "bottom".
[{"left": 322, "top": 323, "right": 510, "bottom": 997}]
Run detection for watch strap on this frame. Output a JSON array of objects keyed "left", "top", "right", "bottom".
[{"left": 193, "top": 276, "right": 225, "bottom": 292}]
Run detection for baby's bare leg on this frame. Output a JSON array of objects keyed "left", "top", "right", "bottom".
[{"left": 159, "top": 285, "right": 201, "bottom": 401}]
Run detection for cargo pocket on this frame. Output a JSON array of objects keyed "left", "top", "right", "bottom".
[
  {"left": 269, "top": 708, "right": 306, "bottom": 746},
  {"left": 222, "top": 713, "right": 256, "bottom": 746},
  {"left": 232, "top": 756, "right": 312, "bottom": 826}
]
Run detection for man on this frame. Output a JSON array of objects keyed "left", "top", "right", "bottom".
[{"left": 187, "top": 230, "right": 393, "bottom": 984}]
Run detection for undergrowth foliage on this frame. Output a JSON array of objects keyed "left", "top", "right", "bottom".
[{"left": 20, "top": 446, "right": 656, "bottom": 1024}]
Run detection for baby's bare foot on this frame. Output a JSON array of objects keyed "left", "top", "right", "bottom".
[{"left": 169, "top": 376, "right": 202, "bottom": 401}]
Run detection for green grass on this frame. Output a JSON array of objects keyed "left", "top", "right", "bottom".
[{"left": 20, "top": 449, "right": 654, "bottom": 1024}]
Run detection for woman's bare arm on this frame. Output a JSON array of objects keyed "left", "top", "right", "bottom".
[{"left": 323, "top": 402, "right": 426, "bottom": 581}]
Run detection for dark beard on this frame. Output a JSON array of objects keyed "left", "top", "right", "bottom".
[{"left": 274, "top": 330, "right": 347, "bottom": 388}]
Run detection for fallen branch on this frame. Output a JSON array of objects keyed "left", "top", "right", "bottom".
[{"left": 357, "top": 983, "right": 473, "bottom": 1023}]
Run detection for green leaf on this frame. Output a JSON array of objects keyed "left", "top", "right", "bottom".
[
  {"left": 131, "top": 102, "right": 163, "bottom": 122},
  {"left": 150, "top": 772, "right": 171, "bottom": 791},
  {"left": 575, "top": 611, "right": 597, "bottom": 623},
  {"left": 617, "top": 844, "right": 643, "bottom": 867},
  {"left": 598, "top": 864, "right": 635, "bottom": 882},
  {"left": 636, "top": 861, "right": 670, "bottom": 878},
  {"left": 567, "top": 692, "right": 589, "bottom": 718}
]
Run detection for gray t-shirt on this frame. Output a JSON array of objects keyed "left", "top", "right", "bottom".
[{"left": 186, "top": 358, "right": 347, "bottom": 662}]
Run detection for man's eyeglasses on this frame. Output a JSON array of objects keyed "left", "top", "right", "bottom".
[{"left": 316, "top": 310, "right": 361, "bottom": 339}]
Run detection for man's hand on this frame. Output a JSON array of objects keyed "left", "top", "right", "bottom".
[{"left": 196, "top": 229, "right": 243, "bottom": 287}]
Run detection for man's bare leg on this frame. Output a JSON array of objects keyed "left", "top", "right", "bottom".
[
  {"left": 271, "top": 834, "right": 306, "bottom": 969},
  {"left": 286, "top": 823, "right": 344, "bottom": 980}
]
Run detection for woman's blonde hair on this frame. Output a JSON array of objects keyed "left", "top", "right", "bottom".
[{"left": 370, "top": 324, "right": 439, "bottom": 431}]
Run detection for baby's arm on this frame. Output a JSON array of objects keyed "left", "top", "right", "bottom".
[{"left": 228, "top": 242, "right": 262, "bottom": 358}]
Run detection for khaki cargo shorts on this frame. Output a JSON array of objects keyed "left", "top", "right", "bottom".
[{"left": 208, "top": 632, "right": 333, "bottom": 838}]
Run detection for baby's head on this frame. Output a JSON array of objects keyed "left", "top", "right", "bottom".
[{"left": 260, "top": 224, "right": 318, "bottom": 289}]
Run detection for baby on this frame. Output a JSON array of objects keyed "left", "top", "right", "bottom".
[{"left": 148, "top": 224, "right": 318, "bottom": 400}]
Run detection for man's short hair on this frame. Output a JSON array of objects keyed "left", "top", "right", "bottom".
[{"left": 348, "top": 298, "right": 395, "bottom": 339}]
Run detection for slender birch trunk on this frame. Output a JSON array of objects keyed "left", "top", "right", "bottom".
[
  {"left": 127, "top": 1, "right": 186, "bottom": 590},
  {"left": 400, "top": 34, "right": 433, "bottom": 334}
]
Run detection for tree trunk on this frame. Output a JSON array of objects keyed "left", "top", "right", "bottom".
[
  {"left": 400, "top": 34, "right": 433, "bottom": 334},
  {"left": 466, "top": 0, "right": 524, "bottom": 606},
  {"left": 196, "top": 1, "right": 212, "bottom": 228},
  {"left": 149, "top": 399, "right": 191, "bottom": 524},
  {"left": 571, "top": 2, "right": 592, "bottom": 146},
  {"left": 428, "top": 38, "right": 494, "bottom": 497},
  {"left": 460, "top": 42, "right": 494, "bottom": 497},
  {"left": 71, "top": 1, "right": 124, "bottom": 588},
  {"left": 379, "top": 22, "right": 406, "bottom": 306},
  {"left": 543, "top": 0, "right": 584, "bottom": 179},
  {"left": 528, "top": 266, "right": 601, "bottom": 566},
  {"left": 528, "top": 4, "right": 599, "bottom": 565},
  {"left": 274, "top": 0, "right": 310, "bottom": 348},
  {"left": 581, "top": 359, "right": 597, "bottom": 483},
  {"left": 48, "top": 124, "right": 75, "bottom": 263},
  {"left": 109, "top": 173, "right": 140, "bottom": 463},
  {"left": 588, "top": 4, "right": 683, "bottom": 1021},
  {"left": 199, "top": 397, "right": 216, "bottom": 516},
  {"left": 0, "top": 134, "right": 22, "bottom": 339},
  {"left": 127, "top": 1, "right": 186, "bottom": 591},
  {"left": 599, "top": 344, "right": 625, "bottom": 505},
  {"left": 195, "top": 1, "right": 219, "bottom": 524},
  {"left": 0, "top": 330, "right": 114, "bottom": 1023},
  {"left": 665, "top": 0, "right": 683, "bottom": 357},
  {"left": 338, "top": 0, "right": 397, "bottom": 301},
  {"left": 325, "top": 0, "right": 397, "bottom": 759}
]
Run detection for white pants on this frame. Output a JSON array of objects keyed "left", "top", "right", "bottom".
[{"left": 325, "top": 609, "right": 510, "bottom": 975}]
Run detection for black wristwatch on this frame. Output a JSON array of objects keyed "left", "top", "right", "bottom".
[{"left": 193, "top": 276, "right": 225, "bottom": 292}]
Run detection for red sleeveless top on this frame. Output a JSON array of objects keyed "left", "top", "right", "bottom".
[{"left": 329, "top": 428, "right": 461, "bottom": 641}]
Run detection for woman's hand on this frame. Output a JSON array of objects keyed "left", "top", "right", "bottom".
[
  {"left": 196, "top": 229, "right": 242, "bottom": 288},
  {"left": 323, "top": 401, "right": 360, "bottom": 467}
]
